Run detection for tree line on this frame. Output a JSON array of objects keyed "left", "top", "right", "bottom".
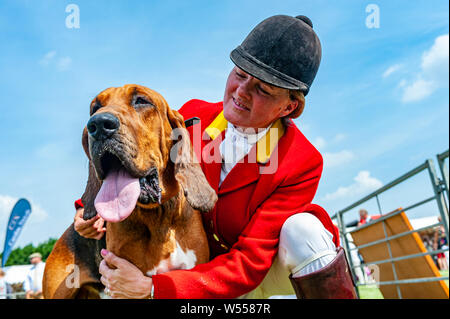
[{"left": 0, "top": 238, "right": 57, "bottom": 266}]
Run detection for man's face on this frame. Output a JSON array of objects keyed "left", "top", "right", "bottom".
[
  {"left": 359, "top": 210, "right": 368, "bottom": 219},
  {"left": 30, "top": 257, "right": 41, "bottom": 265},
  {"left": 223, "top": 67, "right": 297, "bottom": 130}
]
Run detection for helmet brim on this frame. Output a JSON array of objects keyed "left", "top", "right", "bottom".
[{"left": 230, "top": 46, "right": 310, "bottom": 95}]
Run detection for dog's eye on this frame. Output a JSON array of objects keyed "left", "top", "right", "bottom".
[
  {"left": 91, "top": 100, "right": 102, "bottom": 114},
  {"left": 133, "top": 96, "right": 155, "bottom": 108},
  {"left": 135, "top": 97, "right": 150, "bottom": 105}
]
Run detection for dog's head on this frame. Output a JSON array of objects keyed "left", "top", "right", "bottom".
[{"left": 81, "top": 84, "right": 217, "bottom": 222}]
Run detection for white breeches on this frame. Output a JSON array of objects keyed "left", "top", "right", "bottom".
[{"left": 240, "top": 213, "right": 337, "bottom": 299}]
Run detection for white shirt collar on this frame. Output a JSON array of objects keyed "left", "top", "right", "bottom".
[
  {"left": 219, "top": 122, "right": 273, "bottom": 186},
  {"left": 228, "top": 123, "right": 273, "bottom": 144}
]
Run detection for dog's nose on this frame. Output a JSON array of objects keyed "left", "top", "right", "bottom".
[{"left": 87, "top": 112, "right": 120, "bottom": 140}]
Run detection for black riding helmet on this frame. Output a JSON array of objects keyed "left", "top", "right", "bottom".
[{"left": 230, "top": 15, "right": 321, "bottom": 96}]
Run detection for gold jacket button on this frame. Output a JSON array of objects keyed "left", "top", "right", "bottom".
[{"left": 213, "top": 233, "right": 220, "bottom": 242}]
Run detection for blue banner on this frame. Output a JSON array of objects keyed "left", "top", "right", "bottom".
[{"left": 1, "top": 198, "right": 32, "bottom": 267}]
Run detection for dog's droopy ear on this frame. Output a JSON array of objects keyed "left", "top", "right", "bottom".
[
  {"left": 81, "top": 127, "right": 101, "bottom": 220},
  {"left": 167, "top": 108, "right": 218, "bottom": 213}
]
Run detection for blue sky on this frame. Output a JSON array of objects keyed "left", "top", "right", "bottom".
[{"left": 0, "top": 0, "right": 448, "bottom": 250}]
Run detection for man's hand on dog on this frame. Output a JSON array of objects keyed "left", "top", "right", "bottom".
[
  {"left": 74, "top": 208, "right": 106, "bottom": 240},
  {"left": 99, "top": 249, "right": 153, "bottom": 299}
]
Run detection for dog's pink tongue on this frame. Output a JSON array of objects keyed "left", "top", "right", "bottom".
[{"left": 94, "top": 168, "right": 140, "bottom": 223}]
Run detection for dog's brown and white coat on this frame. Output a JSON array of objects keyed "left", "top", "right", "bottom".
[{"left": 43, "top": 84, "right": 217, "bottom": 299}]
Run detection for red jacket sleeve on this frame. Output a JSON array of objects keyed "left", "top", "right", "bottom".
[
  {"left": 151, "top": 157, "right": 334, "bottom": 299},
  {"left": 75, "top": 199, "right": 84, "bottom": 210}
]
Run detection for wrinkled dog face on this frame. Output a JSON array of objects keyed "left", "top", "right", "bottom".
[
  {"left": 85, "top": 84, "right": 176, "bottom": 207},
  {"left": 81, "top": 84, "right": 217, "bottom": 223}
]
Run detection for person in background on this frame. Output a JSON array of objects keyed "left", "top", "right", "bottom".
[
  {"left": 354, "top": 208, "right": 381, "bottom": 281},
  {"left": 434, "top": 216, "right": 449, "bottom": 271},
  {"left": 357, "top": 209, "right": 381, "bottom": 226},
  {"left": 0, "top": 268, "right": 7, "bottom": 299},
  {"left": 23, "top": 252, "right": 45, "bottom": 299}
]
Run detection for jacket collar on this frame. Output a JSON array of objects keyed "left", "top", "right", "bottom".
[{"left": 203, "top": 111, "right": 285, "bottom": 164}]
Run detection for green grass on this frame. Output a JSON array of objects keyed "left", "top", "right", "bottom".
[
  {"left": 358, "top": 285, "right": 384, "bottom": 299},
  {"left": 357, "top": 270, "right": 449, "bottom": 299}
]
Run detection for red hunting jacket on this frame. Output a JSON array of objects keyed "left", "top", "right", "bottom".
[
  {"left": 152, "top": 99, "right": 339, "bottom": 298},
  {"left": 75, "top": 99, "right": 339, "bottom": 298}
]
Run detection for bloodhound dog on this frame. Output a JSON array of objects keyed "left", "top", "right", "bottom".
[{"left": 43, "top": 84, "right": 217, "bottom": 299}]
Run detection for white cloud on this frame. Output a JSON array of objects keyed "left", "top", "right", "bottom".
[
  {"left": 323, "top": 171, "right": 383, "bottom": 201},
  {"left": 39, "top": 50, "right": 56, "bottom": 66},
  {"left": 421, "top": 34, "right": 449, "bottom": 76},
  {"left": 323, "top": 150, "right": 355, "bottom": 168},
  {"left": 383, "top": 64, "right": 402, "bottom": 78},
  {"left": 0, "top": 195, "right": 18, "bottom": 219},
  {"left": 401, "top": 77, "right": 435, "bottom": 103},
  {"left": 311, "top": 134, "right": 353, "bottom": 168},
  {"left": 312, "top": 136, "right": 327, "bottom": 150},
  {"left": 0, "top": 195, "right": 49, "bottom": 226},
  {"left": 39, "top": 51, "right": 72, "bottom": 71},
  {"left": 398, "top": 79, "right": 407, "bottom": 88},
  {"left": 401, "top": 34, "right": 449, "bottom": 103}
]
